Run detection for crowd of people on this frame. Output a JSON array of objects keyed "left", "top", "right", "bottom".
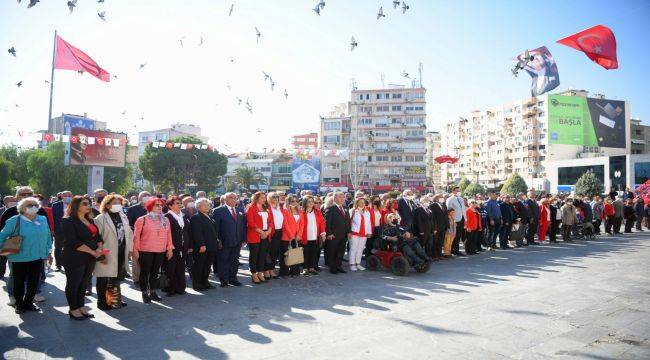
[{"left": 0, "top": 184, "right": 647, "bottom": 319}]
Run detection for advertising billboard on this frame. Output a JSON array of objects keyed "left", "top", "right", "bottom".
[
  {"left": 68, "top": 129, "right": 127, "bottom": 168},
  {"left": 548, "top": 94, "right": 626, "bottom": 148},
  {"left": 290, "top": 153, "right": 321, "bottom": 194}
]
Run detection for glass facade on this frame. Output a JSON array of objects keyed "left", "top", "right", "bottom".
[
  {"left": 558, "top": 165, "right": 604, "bottom": 186},
  {"left": 634, "top": 162, "right": 650, "bottom": 186},
  {"left": 609, "top": 156, "right": 626, "bottom": 191}
]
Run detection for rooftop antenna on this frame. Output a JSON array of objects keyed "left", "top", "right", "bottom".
[
  {"left": 380, "top": 73, "right": 385, "bottom": 88},
  {"left": 418, "top": 62, "right": 423, "bottom": 87}
]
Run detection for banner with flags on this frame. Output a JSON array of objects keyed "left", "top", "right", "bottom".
[{"left": 517, "top": 46, "right": 560, "bottom": 96}]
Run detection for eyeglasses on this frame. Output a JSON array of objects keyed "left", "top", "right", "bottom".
[
  {"left": 26, "top": 204, "right": 39, "bottom": 208},
  {"left": 80, "top": 202, "right": 90, "bottom": 206},
  {"left": 18, "top": 192, "right": 33, "bottom": 197}
]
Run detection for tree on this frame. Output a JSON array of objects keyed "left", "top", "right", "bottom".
[
  {"left": 104, "top": 165, "right": 135, "bottom": 195},
  {"left": 457, "top": 176, "right": 470, "bottom": 192},
  {"left": 463, "top": 182, "right": 486, "bottom": 198},
  {"left": 501, "top": 173, "right": 528, "bottom": 196},
  {"left": 26, "top": 142, "right": 87, "bottom": 195},
  {"left": 0, "top": 156, "right": 12, "bottom": 195},
  {"left": 139, "top": 136, "right": 227, "bottom": 193},
  {"left": 0, "top": 145, "right": 32, "bottom": 187},
  {"left": 233, "top": 166, "right": 266, "bottom": 192},
  {"left": 574, "top": 171, "right": 604, "bottom": 198}
]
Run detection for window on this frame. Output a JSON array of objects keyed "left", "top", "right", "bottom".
[
  {"left": 365, "top": 94, "right": 370, "bottom": 100},
  {"left": 376, "top": 155, "right": 389, "bottom": 161},
  {"left": 358, "top": 94, "right": 363, "bottom": 100},
  {"left": 558, "top": 165, "right": 604, "bottom": 186},
  {"left": 359, "top": 118, "right": 372, "bottom": 125},
  {"left": 376, "top": 93, "right": 382, "bottom": 99},
  {"left": 376, "top": 105, "right": 389, "bottom": 112},
  {"left": 392, "top": 93, "right": 402, "bottom": 99},
  {"left": 324, "top": 162, "right": 340, "bottom": 170},
  {"left": 391, "top": 155, "right": 402, "bottom": 161},
  {"left": 324, "top": 121, "right": 340, "bottom": 130},
  {"left": 323, "top": 135, "right": 340, "bottom": 144},
  {"left": 392, "top": 105, "right": 402, "bottom": 111}
]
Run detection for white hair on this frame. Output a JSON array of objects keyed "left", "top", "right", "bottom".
[
  {"left": 17, "top": 197, "right": 39, "bottom": 214},
  {"left": 14, "top": 186, "right": 34, "bottom": 197},
  {"left": 195, "top": 197, "right": 212, "bottom": 209},
  {"left": 224, "top": 192, "right": 237, "bottom": 198},
  {"left": 402, "top": 189, "right": 413, "bottom": 197}
]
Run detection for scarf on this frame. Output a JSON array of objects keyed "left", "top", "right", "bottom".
[{"left": 169, "top": 210, "right": 185, "bottom": 229}]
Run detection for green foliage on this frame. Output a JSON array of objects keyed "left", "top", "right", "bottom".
[
  {"left": 105, "top": 164, "right": 135, "bottom": 194},
  {"left": 462, "top": 182, "right": 486, "bottom": 198},
  {"left": 501, "top": 173, "right": 528, "bottom": 196},
  {"left": 139, "top": 136, "right": 227, "bottom": 193},
  {"left": 0, "top": 146, "right": 31, "bottom": 186},
  {"left": 233, "top": 166, "right": 266, "bottom": 191},
  {"left": 574, "top": 171, "right": 604, "bottom": 198},
  {"left": 0, "top": 156, "right": 12, "bottom": 195},
  {"left": 457, "top": 176, "right": 470, "bottom": 192}
]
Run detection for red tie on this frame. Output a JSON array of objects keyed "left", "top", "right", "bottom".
[{"left": 231, "top": 207, "right": 237, "bottom": 220}]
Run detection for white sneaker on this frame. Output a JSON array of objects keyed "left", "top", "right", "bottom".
[
  {"left": 350, "top": 264, "right": 358, "bottom": 272},
  {"left": 357, "top": 264, "right": 366, "bottom": 271},
  {"left": 8, "top": 296, "right": 16, "bottom": 306},
  {"left": 34, "top": 294, "right": 45, "bottom": 302}
]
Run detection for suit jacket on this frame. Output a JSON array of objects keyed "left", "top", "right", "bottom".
[
  {"left": 211, "top": 205, "right": 245, "bottom": 248},
  {"left": 526, "top": 199, "right": 540, "bottom": 221},
  {"left": 51, "top": 201, "right": 66, "bottom": 238},
  {"left": 62, "top": 216, "right": 102, "bottom": 267},
  {"left": 515, "top": 201, "right": 529, "bottom": 222},
  {"left": 413, "top": 206, "right": 433, "bottom": 237},
  {"left": 500, "top": 202, "right": 515, "bottom": 224},
  {"left": 165, "top": 212, "right": 190, "bottom": 254},
  {"left": 190, "top": 213, "right": 221, "bottom": 252},
  {"left": 397, "top": 198, "right": 416, "bottom": 230},
  {"left": 429, "top": 202, "right": 448, "bottom": 233},
  {"left": 325, "top": 204, "right": 351, "bottom": 239},
  {"left": 126, "top": 204, "right": 147, "bottom": 229}
]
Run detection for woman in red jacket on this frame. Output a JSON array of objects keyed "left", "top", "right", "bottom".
[
  {"left": 246, "top": 192, "right": 274, "bottom": 284},
  {"left": 604, "top": 198, "right": 616, "bottom": 234},
  {"left": 538, "top": 198, "right": 550, "bottom": 244},
  {"left": 300, "top": 195, "right": 325, "bottom": 275},
  {"left": 464, "top": 200, "right": 481, "bottom": 255},
  {"left": 279, "top": 194, "right": 304, "bottom": 277}
]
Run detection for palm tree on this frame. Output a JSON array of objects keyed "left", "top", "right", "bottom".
[{"left": 233, "top": 166, "right": 266, "bottom": 191}]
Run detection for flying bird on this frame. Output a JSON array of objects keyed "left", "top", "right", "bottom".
[
  {"left": 179, "top": 36, "right": 185, "bottom": 47},
  {"left": 392, "top": 0, "right": 400, "bottom": 8},
  {"left": 97, "top": 0, "right": 105, "bottom": 3},
  {"left": 350, "top": 36, "right": 358, "bottom": 51},
  {"left": 226, "top": 82, "right": 231, "bottom": 90},
  {"left": 255, "top": 27, "right": 261, "bottom": 43},
  {"left": 67, "top": 0, "right": 77, "bottom": 13},
  {"left": 16, "top": 81, "right": 22, "bottom": 87},
  {"left": 112, "top": 75, "right": 118, "bottom": 79},
  {"left": 44, "top": 80, "right": 50, "bottom": 84},
  {"left": 313, "top": 4, "right": 321, "bottom": 15},
  {"left": 246, "top": 106, "right": 253, "bottom": 114},
  {"left": 27, "top": 0, "right": 39, "bottom": 8},
  {"left": 245, "top": 98, "right": 251, "bottom": 107},
  {"left": 8, "top": 47, "right": 16, "bottom": 57},
  {"left": 401, "top": 2, "right": 410, "bottom": 13},
  {"left": 270, "top": 79, "right": 275, "bottom": 91},
  {"left": 98, "top": 11, "right": 106, "bottom": 21},
  {"left": 256, "top": 128, "right": 262, "bottom": 134},
  {"left": 284, "top": 89, "right": 288, "bottom": 99},
  {"left": 377, "top": 6, "right": 385, "bottom": 19},
  {"left": 139, "top": 63, "right": 147, "bottom": 69},
  {"left": 229, "top": 56, "right": 235, "bottom": 63},
  {"left": 236, "top": 97, "right": 242, "bottom": 105},
  {"left": 121, "top": 110, "right": 126, "bottom": 115},
  {"left": 229, "top": 4, "right": 234, "bottom": 16},
  {"left": 199, "top": 37, "right": 204, "bottom": 46},
  {"left": 263, "top": 72, "right": 270, "bottom": 81},
  {"left": 402, "top": 70, "right": 410, "bottom": 78}
]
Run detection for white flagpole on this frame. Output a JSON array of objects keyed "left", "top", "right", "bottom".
[{"left": 47, "top": 30, "right": 57, "bottom": 131}]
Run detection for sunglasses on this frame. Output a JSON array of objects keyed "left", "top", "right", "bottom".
[{"left": 26, "top": 204, "right": 39, "bottom": 208}]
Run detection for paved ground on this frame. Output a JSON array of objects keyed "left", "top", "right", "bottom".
[{"left": 1, "top": 231, "right": 649, "bottom": 359}]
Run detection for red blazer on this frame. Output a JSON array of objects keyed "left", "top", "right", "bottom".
[
  {"left": 246, "top": 205, "right": 274, "bottom": 244},
  {"left": 539, "top": 205, "right": 549, "bottom": 225},
  {"left": 300, "top": 209, "right": 325, "bottom": 245},
  {"left": 465, "top": 208, "right": 481, "bottom": 231},
  {"left": 42, "top": 206, "right": 55, "bottom": 234},
  {"left": 604, "top": 203, "right": 615, "bottom": 217},
  {"left": 281, "top": 209, "right": 304, "bottom": 241}
]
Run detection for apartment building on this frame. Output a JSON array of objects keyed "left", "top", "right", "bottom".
[
  {"left": 292, "top": 132, "right": 318, "bottom": 150},
  {"left": 137, "top": 123, "right": 209, "bottom": 157},
  {"left": 320, "top": 103, "right": 352, "bottom": 192},
  {"left": 631, "top": 118, "right": 650, "bottom": 154},
  {"left": 425, "top": 131, "right": 442, "bottom": 190}
]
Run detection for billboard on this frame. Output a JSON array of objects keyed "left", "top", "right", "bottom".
[
  {"left": 68, "top": 129, "right": 127, "bottom": 167},
  {"left": 548, "top": 94, "right": 626, "bottom": 148},
  {"left": 290, "top": 153, "right": 321, "bottom": 194}
]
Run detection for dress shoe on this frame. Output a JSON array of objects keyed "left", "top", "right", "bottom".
[
  {"left": 220, "top": 282, "right": 229, "bottom": 288},
  {"left": 336, "top": 268, "right": 347, "bottom": 274},
  {"left": 150, "top": 292, "right": 163, "bottom": 301},
  {"left": 309, "top": 270, "right": 319, "bottom": 275},
  {"left": 81, "top": 312, "right": 95, "bottom": 318},
  {"left": 15, "top": 306, "right": 25, "bottom": 314},
  {"left": 23, "top": 303, "right": 41, "bottom": 312},
  {"left": 68, "top": 311, "right": 87, "bottom": 320},
  {"left": 229, "top": 280, "right": 243, "bottom": 287},
  {"left": 142, "top": 293, "right": 152, "bottom": 304},
  {"left": 329, "top": 269, "right": 338, "bottom": 274}
]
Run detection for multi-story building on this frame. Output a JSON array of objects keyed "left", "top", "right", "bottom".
[
  {"left": 292, "top": 133, "right": 318, "bottom": 150},
  {"left": 425, "top": 131, "right": 442, "bottom": 190},
  {"left": 48, "top": 113, "right": 107, "bottom": 134},
  {"left": 320, "top": 104, "right": 352, "bottom": 192},
  {"left": 348, "top": 85, "right": 428, "bottom": 192},
  {"left": 441, "top": 90, "right": 632, "bottom": 192},
  {"left": 631, "top": 118, "right": 649, "bottom": 154},
  {"left": 270, "top": 153, "right": 293, "bottom": 192},
  {"left": 137, "top": 123, "right": 208, "bottom": 157}
]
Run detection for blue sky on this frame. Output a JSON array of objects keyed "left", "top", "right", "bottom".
[{"left": 1, "top": 0, "right": 648, "bottom": 152}]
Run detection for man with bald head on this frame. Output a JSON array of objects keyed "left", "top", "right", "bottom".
[{"left": 211, "top": 192, "right": 246, "bottom": 287}]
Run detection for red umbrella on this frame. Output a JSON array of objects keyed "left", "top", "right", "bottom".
[{"left": 435, "top": 155, "right": 459, "bottom": 164}]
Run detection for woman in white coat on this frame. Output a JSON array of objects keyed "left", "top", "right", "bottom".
[{"left": 94, "top": 194, "right": 133, "bottom": 310}]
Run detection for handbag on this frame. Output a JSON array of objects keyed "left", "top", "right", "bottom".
[
  {"left": 0, "top": 217, "right": 22, "bottom": 256},
  {"left": 284, "top": 240, "right": 304, "bottom": 266}
]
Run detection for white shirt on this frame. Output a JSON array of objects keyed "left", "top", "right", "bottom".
[
  {"left": 350, "top": 208, "right": 372, "bottom": 235},
  {"left": 271, "top": 206, "right": 283, "bottom": 229},
  {"left": 306, "top": 211, "right": 318, "bottom": 241},
  {"left": 259, "top": 211, "right": 269, "bottom": 230},
  {"left": 293, "top": 214, "right": 300, "bottom": 222},
  {"left": 446, "top": 194, "right": 467, "bottom": 222},
  {"left": 169, "top": 210, "right": 185, "bottom": 229},
  {"left": 373, "top": 209, "right": 382, "bottom": 227}
]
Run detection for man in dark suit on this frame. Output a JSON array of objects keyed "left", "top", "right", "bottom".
[
  {"left": 325, "top": 192, "right": 351, "bottom": 274},
  {"left": 515, "top": 193, "right": 530, "bottom": 247},
  {"left": 51, "top": 191, "right": 72, "bottom": 271},
  {"left": 397, "top": 189, "right": 417, "bottom": 232},
  {"left": 190, "top": 199, "right": 222, "bottom": 291},
  {"left": 525, "top": 190, "right": 540, "bottom": 245},
  {"left": 211, "top": 193, "right": 245, "bottom": 287},
  {"left": 430, "top": 194, "right": 448, "bottom": 260},
  {"left": 499, "top": 195, "right": 515, "bottom": 249},
  {"left": 414, "top": 196, "right": 434, "bottom": 257},
  {"left": 127, "top": 191, "right": 151, "bottom": 229}
]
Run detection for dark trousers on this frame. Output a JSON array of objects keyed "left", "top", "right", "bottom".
[
  {"left": 605, "top": 216, "right": 614, "bottom": 233},
  {"left": 64, "top": 262, "right": 94, "bottom": 310},
  {"left": 488, "top": 219, "right": 502, "bottom": 247},
  {"left": 593, "top": 219, "right": 602, "bottom": 234},
  {"left": 419, "top": 232, "right": 433, "bottom": 257},
  {"left": 452, "top": 218, "right": 465, "bottom": 255},
  {"left": 96, "top": 277, "right": 121, "bottom": 309},
  {"left": 400, "top": 239, "right": 428, "bottom": 265},
  {"left": 216, "top": 246, "right": 240, "bottom": 283},
  {"left": 0, "top": 256, "right": 6, "bottom": 277},
  {"left": 366, "top": 228, "right": 381, "bottom": 257},
  {"left": 303, "top": 241, "right": 320, "bottom": 269},
  {"left": 432, "top": 230, "right": 444, "bottom": 258},
  {"left": 54, "top": 236, "right": 64, "bottom": 269},
  {"left": 635, "top": 217, "right": 643, "bottom": 230},
  {"left": 12, "top": 260, "right": 43, "bottom": 309},
  {"left": 138, "top": 252, "right": 164, "bottom": 293},
  {"left": 549, "top": 221, "right": 560, "bottom": 242},
  {"left": 465, "top": 231, "right": 479, "bottom": 254},
  {"left": 278, "top": 241, "right": 301, "bottom": 275},
  {"left": 192, "top": 251, "right": 214, "bottom": 289},
  {"left": 325, "top": 235, "right": 347, "bottom": 269},
  {"left": 625, "top": 218, "right": 634, "bottom": 233},
  {"left": 562, "top": 224, "right": 572, "bottom": 242},
  {"left": 248, "top": 239, "right": 269, "bottom": 273},
  {"left": 164, "top": 251, "right": 186, "bottom": 294},
  {"left": 526, "top": 220, "right": 538, "bottom": 243},
  {"left": 613, "top": 217, "right": 623, "bottom": 234},
  {"left": 265, "top": 231, "right": 283, "bottom": 271},
  {"left": 499, "top": 222, "right": 511, "bottom": 248}
]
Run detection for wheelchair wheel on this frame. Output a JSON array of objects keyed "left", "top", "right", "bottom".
[
  {"left": 366, "top": 255, "right": 380, "bottom": 271},
  {"left": 415, "top": 261, "right": 431, "bottom": 273},
  {"left": 390, "top": 256, "right": 410, "bottom": 276}
]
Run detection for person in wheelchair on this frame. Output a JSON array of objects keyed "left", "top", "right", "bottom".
[{"left": 379, "top": 213, "right": 432, "bottom": 266}]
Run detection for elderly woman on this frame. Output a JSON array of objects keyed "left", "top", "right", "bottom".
[
  {"left": 190, "top": 197, "right": 221, "bottom": 291},
  {"left": 62, "top": 196, "right": 104, "bottom": 320},
  {"left": 246, "top": 192, "right": 274, "bottom": 284},
  {"left": 94, "top": 195, "right": 133, "bottom": 310},
  {"left": 0, "top": 197, "right": 52, "bottom": 314},
  {"left": 164, "top": 196, "right": 189, "bottom": 296},
  {"left": 133, "top": 198, "right": 173, "bottom": 304}
]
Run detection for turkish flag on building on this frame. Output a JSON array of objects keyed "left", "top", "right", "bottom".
[
  {"left": 54, "top": 35, "right": 110, "bottom": 81},
  {"left": 557, "top": 25, "right": 618, "bottom": 70}
]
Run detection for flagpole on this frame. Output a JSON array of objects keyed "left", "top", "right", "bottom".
[{"left": 47, "top": 30, "right": 57, "bottom": 132}]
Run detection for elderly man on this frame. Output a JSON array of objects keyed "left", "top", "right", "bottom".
[
  {"left": 446, "top": 186, "right": 467, "bottom": 256},
  {"left": 51, "top": 190, "right": 72, "bottom": 271},
  {"left": 196, "top": 191, "right": 207, "bottom": 199},
  {"left": 126, "top": 191, "right": 151, "bottom": 283},
  {"left": 92, "top": 188, "right": 108, "bottom": 216},
  {"left": 525, "top": 190, "right": 540, "bottom": 245},
  {"left": 325, "top": 191, "right": 351, "bottom": 274},
  {"left": 612, "top": 196, "right": 624, "bottom": 234},
  {"left": 211, "top": 193, "right": 245, "bottom": 287},
  {"left": 430, "top": 194, "right": 448, "bottom": 259},
  {"left": 485, "top": 192, "right": 502, "bottom": 249},
  {"left": 398, "top": 189, "right": 417, "bottom": 232}
]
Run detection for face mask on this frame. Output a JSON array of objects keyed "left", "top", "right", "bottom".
[
  {"left": 141, "top": 196, "right": 151, "bottom": 204},
  {"left": 187, "top": 202, "right": 196, "bottom": 209},
  {"left": 25, "top": 206, "right": 39, "bottom": 216},
  {"left": 109, "top": 204, "right": 122, "bottom": 213},
  {"left": 62, "top": 197, "right": 72, "bottom": 204}
]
